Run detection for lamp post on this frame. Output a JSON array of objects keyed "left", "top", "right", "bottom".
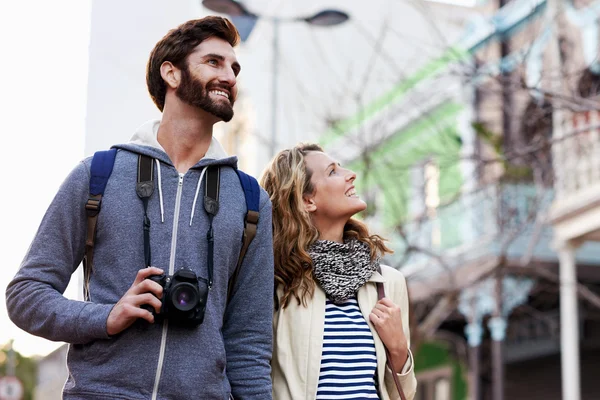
[{"left": 202, "top": 0, "right": 349, "bottom": 157}]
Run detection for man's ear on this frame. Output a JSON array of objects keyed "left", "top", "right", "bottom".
[
  {"left": 160, "top": 61, "right": 180, "bottom": 89},
  {"left": 303, "top": 196, "right": 317, "bottom": 213}
]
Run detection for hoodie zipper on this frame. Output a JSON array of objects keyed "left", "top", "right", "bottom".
[{"left": 151, "top": 172, "right": 184, "bottom": 400}]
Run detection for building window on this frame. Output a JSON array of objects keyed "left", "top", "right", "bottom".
[
  {"left": 520, "top": 97, "right": 553, "bottom": 186},
  {"left": 410, "top": 159, "right": 441, "bottom": 247},
  {"left": 425, "top": 160, "right": 441, "bottom": 247},
  {"left": 416, "top": 366, "right": 453, "bottom": 400},
  {"left": 434, "top": 377, "right": 452, "bottom": 400},
  {"left": 409, "top": 163, "right": 426, "bottom": 219},
  {"left": 425, "top": 160, "right": 440, "bottom": 211},
  {"left": 577, "top": 67, "right": 600, "bottom": 98}
]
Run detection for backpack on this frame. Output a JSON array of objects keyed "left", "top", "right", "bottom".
[{"left": 82, "top": 148, "right": 260, "bottom": 304}]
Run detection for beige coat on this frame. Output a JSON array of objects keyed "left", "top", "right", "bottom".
[{"left": 272, "top": 265, "right": 417, "bottom": 400}]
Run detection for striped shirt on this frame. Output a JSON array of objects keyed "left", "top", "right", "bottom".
[{"left": 317, "top": 297, "right": 379, "bottom": 399}]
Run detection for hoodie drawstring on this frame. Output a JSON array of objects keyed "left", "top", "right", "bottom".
[
  {"left": 155, "top": 159, "right": 165, "bottom": 223},
  {"left": 190, "top": 167, "right": 207, "bottom": 226}
]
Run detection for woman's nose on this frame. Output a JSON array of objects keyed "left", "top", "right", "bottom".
[{"left": 346, "top": 170, "right": 357, "bottom": 182}]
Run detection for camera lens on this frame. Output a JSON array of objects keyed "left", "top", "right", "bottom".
[{"left": 170, "top": 283, "right": 199, "bottom": 312}]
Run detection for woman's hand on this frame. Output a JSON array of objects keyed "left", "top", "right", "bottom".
[{"left": 369, "top": 297, "right": 409, "bottom": 373}]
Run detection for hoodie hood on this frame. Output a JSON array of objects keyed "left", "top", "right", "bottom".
[
  {"left": 112, "top": 119, "right": 238, "bottom": 225},
  {"left": 114, "top": 119, "right": 236, "bottom": 169}
]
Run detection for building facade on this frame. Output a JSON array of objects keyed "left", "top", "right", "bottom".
[{"left": 318, "top": 0, "right": 600, "bottom": 399}]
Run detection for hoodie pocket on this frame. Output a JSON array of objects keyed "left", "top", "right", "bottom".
[{"left": 73, "top": 338, "right": 112, "bottom": 364}]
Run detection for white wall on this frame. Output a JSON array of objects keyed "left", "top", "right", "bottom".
[{"left": 84, "top": 0, "right": 203, "bottom": 155}]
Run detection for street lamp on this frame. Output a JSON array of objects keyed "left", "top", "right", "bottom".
[{"left": 201, "top": 0, "right": 350, "bottom": 157}]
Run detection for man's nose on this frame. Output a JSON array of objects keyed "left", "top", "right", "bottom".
[{"left": 218, "top": 67, "right": 237, "bottom": 87}]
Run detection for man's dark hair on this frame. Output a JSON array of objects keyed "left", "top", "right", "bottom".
[{"left": 146, "top": 16, "right": 240, "bottom": 111}]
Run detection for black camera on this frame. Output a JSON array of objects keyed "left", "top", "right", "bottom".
[{"left": 143, "top": 268, "right": 208, "bottom": 326}]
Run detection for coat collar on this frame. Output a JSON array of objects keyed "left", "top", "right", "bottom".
[{"left": 368, "top": 270, "right": 387, "bottom": 283}]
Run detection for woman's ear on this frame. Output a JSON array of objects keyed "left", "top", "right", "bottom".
[{"left": 303, "top": 195, "right": 317, "bottom": 213}]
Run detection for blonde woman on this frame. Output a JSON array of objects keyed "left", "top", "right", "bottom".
[{"left": 261, "top": 143, "right": 417, "bottom": 400}]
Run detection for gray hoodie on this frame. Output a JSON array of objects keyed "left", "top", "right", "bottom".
[{"left": 6, "top": 120, "right": 274, "bottom": 399}]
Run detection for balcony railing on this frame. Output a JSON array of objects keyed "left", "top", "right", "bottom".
[
  {"left": 553, "top": 110, "right": 600, "bottom": 202},
  {"left": 504, "top": 310, "right": 561, "bottom": 363},
  {"left": 392, "top": 183, "right": 554, "bottom": 280}
]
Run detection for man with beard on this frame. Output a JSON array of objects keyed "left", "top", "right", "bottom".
[{"left": 6, "top": 17, "right": 274, "bottom": 400}]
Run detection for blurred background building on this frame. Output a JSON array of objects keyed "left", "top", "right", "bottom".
[{"left": 4, "top": 0, "right": 600, "bottom": 399}]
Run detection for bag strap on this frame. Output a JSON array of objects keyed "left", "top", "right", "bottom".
[
  {"left": 84, "top": 149, "right": 118, "bottom": 301},
  {"left": 227, "top": 169, "right": 260, "bottom": 303},
  {"left": 376, "top": 268, "right": 408, "bottom": 400}
]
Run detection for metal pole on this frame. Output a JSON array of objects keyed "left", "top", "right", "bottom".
[
  {"left": 7, "top": 339, "right": 16, "bottom": 376},
  {"left": 490, "top": 276, "right": 505, "bottom": 400},
  {"left": 499, "top": 0, "right": 513, "bottom": 151},
  {"left": 465, "top": 318, "right": 482, "bottom": 400},
  {"left": 468, "top": 341, "right": 480, "bottom": 400},
  {"left": 269, "top": 18, "right": 280, "bottom": 158},
  {"left": 558, "top": 241, "right": 581, "bottom": 400},
  {"left": 490, "top": 332, "right": 504, "bottom": 400},
  {"left": 545, "top": 0, "right": 580, "bottom": 392}
]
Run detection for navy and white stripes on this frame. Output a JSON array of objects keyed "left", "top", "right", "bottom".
[{"left": 316, "top": 297, "right": 379, "bottom": 399}]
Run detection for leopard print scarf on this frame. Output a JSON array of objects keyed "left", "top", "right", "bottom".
[{"left": 309, "top": 239, "right": 379, "bottom": 304}]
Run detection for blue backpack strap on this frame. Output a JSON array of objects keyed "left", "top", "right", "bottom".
[
  {"left": 83, "top": 149, "right": 117, "bottom": 301},
  {"left": 227, "top": 169, "right": 261, "bottom": 303},
  {"left": 89, "top": 149, "right": 118, "bottom": 196},
  {"left": 235, "top": 169, "right": 260, "bottom": 213}
]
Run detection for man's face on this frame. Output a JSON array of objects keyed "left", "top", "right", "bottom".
[{"left": 175, "top": 37, "right": 240, "bottom": 122}]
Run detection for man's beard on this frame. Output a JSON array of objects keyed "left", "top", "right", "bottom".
[{"left": 176, "top": 66, "right": 235, "bottom": 122}]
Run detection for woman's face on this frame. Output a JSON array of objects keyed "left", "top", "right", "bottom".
[{"left": 303, "top": 151, "right": 367, "bottom": 223}]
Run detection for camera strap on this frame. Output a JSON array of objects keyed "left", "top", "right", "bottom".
[
  {"left": 203, "top": 166, "right": 220, "bottom": 289},
  {"left": 134, "top": 158, "right": 257, "bottom": 296},
  {"left": 136, "top": 155, "right": 155, "bottom": 267},
  {"left": 87, "top": 151, "right": 260, "bottom": 304},
  {"left": 135, "top": 157, "right": 218, "bottom": 291}
]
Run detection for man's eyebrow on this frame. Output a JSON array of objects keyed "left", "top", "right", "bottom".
[
  {"left": 202, "top": 53, "right": 225, "bottom": 61},
  {"left": 202, "top": 53, "right": 241, "bottom": 72}
]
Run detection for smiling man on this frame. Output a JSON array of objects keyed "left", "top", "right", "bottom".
[{"left": 6, "top": 17, "right": 274, "bottom": 400}]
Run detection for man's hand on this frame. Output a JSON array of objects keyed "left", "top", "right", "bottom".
[
  {"left": 106, "top": 267, "right": 164, "bottom": 336},
  {"left": 369, "top": 297, "right": 409, "bottom": 373}
]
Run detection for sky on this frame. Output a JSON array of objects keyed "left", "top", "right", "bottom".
[{"left": 0, "top": 0, "right": 92, "bottom": 358}]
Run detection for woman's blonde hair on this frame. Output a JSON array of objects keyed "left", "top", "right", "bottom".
[{"left": 260, "top": 143, "right": 392, "bottom": 309}]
